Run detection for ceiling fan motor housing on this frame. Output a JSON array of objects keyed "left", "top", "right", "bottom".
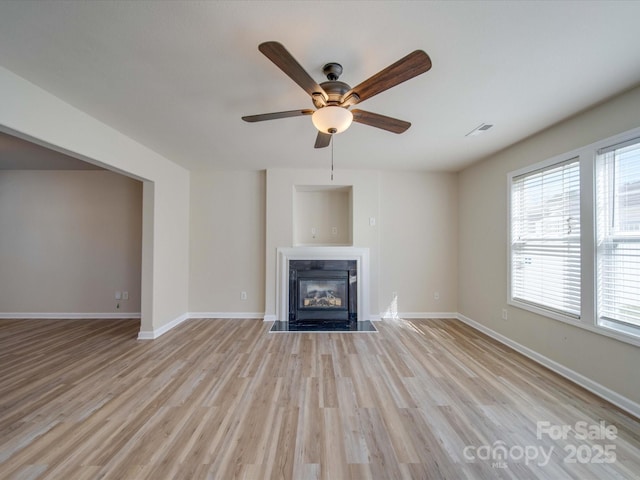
[
  {"left": 314, "top": 81, "right": 351, "bottom": 108},
  {"left": 311, "top": 62, "right": 353, "bottom": 109}
]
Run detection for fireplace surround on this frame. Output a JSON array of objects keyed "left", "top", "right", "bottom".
[{"left": 276, "top": 247, "right": 370, "bottom": 323}]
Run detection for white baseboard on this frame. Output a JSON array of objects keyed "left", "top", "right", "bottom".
[
  {"left": 137, "top": 312, "right": 189, "bottom": 340},
  {"left": 138, "top": 312, "right": 263, "bottom": 340},
  {"left": 456, "top": 313, "right": 640, "bottom": 419},
  {"left": 0, "top": 312, "right": 141, "bottom": 319},
  {"left": 381, "top": 312, "right": 458, "bottom": 320},
  {"left": 189, "top": 312, "right": 265, "bottom": 319},
  {"left": 136, "top": 330, "right": 156, "bottom": 340}
]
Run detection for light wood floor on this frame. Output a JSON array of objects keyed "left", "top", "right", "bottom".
[{"left": 1, "top": 317, "right": 639, "bottom": 479}]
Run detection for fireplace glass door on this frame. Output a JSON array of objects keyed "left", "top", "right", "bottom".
[
  {"left": 299, "top": 278, "right": 347, "bottom": 309},
  {"left": 289, "top": 260, "right": 357, "bottom": 323}
]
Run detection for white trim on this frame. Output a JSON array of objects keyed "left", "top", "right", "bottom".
[
  {"left": 188, "top": 312, "right": 264, "bottom": 319},
  {"left": 136, "top": 330, "right": 156, "bottom": 340},
  {"left": 456, "top": 313, "right": 640, "bottom": 419},
  {"left": 276, "top": 247, "right": 370, "bottom": 322},
  {"left": 381, "top": 312, "right": 458, "bottom": 319},
  {"left": 263, "top": 314, "right": 277, "bottom": 322},
  {"left": 0, "top": 312, "right": 141, "bottom": 319},
  {"left": 137, "top": 313, "right": 189, "bottom": 340}
]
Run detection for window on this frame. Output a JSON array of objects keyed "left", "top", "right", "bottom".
[
  {"left": 508, "top": 127, "right": 640, "bottom": 346},
  {"left": 511, "top": 158, "right": 581, "bottom": 318},
  {"left": 596, "top": 138, "right": 640, "bottom": 333}
]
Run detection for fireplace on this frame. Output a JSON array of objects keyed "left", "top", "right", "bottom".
[
  {"left": 275, "top": 247, "right": 370, "bottom": 323},
  {"left": 289, "top": 260, "right": 357, "bottom": 323}
]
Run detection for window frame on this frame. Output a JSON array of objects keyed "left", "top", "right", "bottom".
[
  {"left": 509, "top": 156, "right": 582, "bottom": 320},
  {"left": 507, "top": 126, "right": 640, "bottom": 348},
  {"left": 595, "top": 136, "right": 640, "bottom": 333}
]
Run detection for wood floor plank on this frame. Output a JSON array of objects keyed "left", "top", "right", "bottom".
[{"left": 1, "top": 317, "right": 639, "bottom": 479}]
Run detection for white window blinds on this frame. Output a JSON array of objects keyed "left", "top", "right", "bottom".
[
  {"left": 596, "top": 138, "right": 640, "bottom": 328},
  {"left": 511, "top": 158, "right": 581, "bottom": 317}
]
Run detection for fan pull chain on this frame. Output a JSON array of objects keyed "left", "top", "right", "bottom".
[
  {"left": 331, "top": 136, "right": 334, "bottom": 181},
  {"left": 328, "top": 128, "right": 337, "bottom": 181}
]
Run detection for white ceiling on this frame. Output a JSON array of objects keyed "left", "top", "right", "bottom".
[{"left": 1, "top": 1, "right": 640, "bottom": 172}]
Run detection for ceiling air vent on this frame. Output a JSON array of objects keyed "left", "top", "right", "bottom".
[{"left": 465, "top": 123, "right": 493, "bottom": 137}]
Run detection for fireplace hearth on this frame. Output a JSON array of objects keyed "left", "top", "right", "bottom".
[{"left": 289, "top": 260, "right": 357, "bottom": 324}]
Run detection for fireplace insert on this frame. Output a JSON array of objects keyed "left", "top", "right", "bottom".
[{"left": 289, "top": 260, "right": 357, "bottom": 323}]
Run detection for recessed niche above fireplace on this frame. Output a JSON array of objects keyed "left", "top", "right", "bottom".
[{"left": 294, "top": 185, "right": 353, "bottom": 246}]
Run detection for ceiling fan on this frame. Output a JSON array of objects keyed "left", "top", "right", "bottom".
[{"left": 242, "top": 41, "right": 432, "bottom": 148}]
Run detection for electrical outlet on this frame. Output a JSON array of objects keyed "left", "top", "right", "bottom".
[
  {"left": 502, "top": 308, "right": 508, "bottom": 321},
  {"left": 241, "top": 291, "right": 247, "bottom": 300},
  {"left": 332, "top": 226, "right": 338, "bottom": 235},
  {"left": 122, "top": 291, "right": 129, "bottom": 300},
  {"left": 434, "top": 292, "right": 440, "bottom": 300},
  {"left": 115, "top": 291, "right": 122, "bottom": 300}
]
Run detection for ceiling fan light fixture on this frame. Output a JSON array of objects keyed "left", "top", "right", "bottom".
[{"left": 312, "top": 106, "right": 353, "bottom": 134}]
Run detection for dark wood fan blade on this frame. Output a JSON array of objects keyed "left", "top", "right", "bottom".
[
  {"left": 314, "top": 131, "right": 332, "bottom": 148},
  {"left": 259, "top": 42, "right": 328, "bottom": 102},
  {"left": 341, "top": 50, "right": 431, "bottom": 105},
  {"left": 242, "top": 109, "right": 314, "bottom": 122},
  {"left": 351, "top": 109, "right": 411, "bottom": 133}
]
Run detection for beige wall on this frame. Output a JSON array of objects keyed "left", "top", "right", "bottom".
[
  {"left": 0, "top": 67, "right": 190, "bottom": 335},
  {"left": 294, "top": 188, "right": 352, "bottom": 246},
  {"left": 189, "top": 170, "right": 265, "bottom": 314},
  {"left": 0, "top": 170, "right": 142, "bottom": 314},
  {"left": 380, "top": 171, "right": 458, "bottom": 315},
  {"left": 458, "top": 84, "right": 640, "bottom": 405}
]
